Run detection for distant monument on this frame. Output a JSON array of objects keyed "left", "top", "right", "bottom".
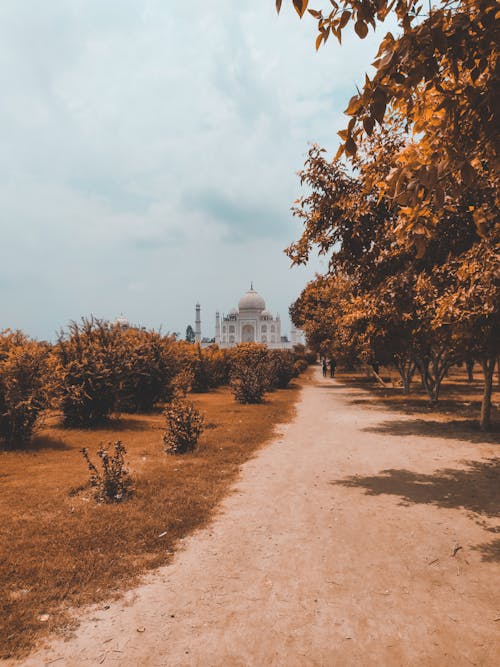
[{"left": 195, "top": 285, "right": 303, "bottom": 349}]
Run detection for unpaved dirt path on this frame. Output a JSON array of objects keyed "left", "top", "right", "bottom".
[{"left": 15, "top": 369, "right": 500, "bottom": 666}]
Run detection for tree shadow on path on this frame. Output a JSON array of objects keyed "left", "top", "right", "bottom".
[
  {"left": 333, "top": 457, "right": 500, "bottom": 518},
  {"left": 333, "top": 458, "right": 500, "bottom": 562},
  {"left": 472, "top": 538, "right": 500, "bottom": 562},
  {"left": 363, "top": 419, "right": 500, "bottom": 444}
]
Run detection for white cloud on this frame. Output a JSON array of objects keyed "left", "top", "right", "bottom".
[{"left": 0, "top": 0, "right": 389, "bottom": 339}]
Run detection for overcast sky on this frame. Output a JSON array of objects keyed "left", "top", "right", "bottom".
[{"left": 1, "top": 1, "right": 386, "bottom": 341}]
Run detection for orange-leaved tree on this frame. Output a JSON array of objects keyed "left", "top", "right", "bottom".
[
  {"left": 433, "top": 242, "right": 500, "bottom": 430},
  {"left": 277, "top": 0, "right": 499, "bottom": 254},
  {"left": 288, "top": 119, "right": 498, "bottom": 424}
]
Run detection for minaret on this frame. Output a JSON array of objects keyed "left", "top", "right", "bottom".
[
  {"left": 215, "top": 311, "right": 220, "bottom": 344},
  {"left": 195, "top": 303, "right": 201, "bottom": 343}
]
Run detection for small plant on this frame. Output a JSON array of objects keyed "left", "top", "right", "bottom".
[
  {"left": 81, "top": 441, "right": 132, "bottom": 502},
  {"left": 163, "top": 398, "right": 204, "bottom": 454}
]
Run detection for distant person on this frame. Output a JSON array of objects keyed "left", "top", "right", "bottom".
[
  {"left": 371, "top": 359, "right": 380, "bottom": 374},
  {"left": 322, "top": 359, "right": 327, "bottom": 377},
  {"left": 329, "top": 357, "right": 337, "bottom": 378}
]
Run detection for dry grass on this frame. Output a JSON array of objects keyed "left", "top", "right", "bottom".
[
  {"left": 0, "top": 382, "right": 301, "bottom": 658},
  {"left": 332, "top": 365, "right": 500, "bottom": 441}
]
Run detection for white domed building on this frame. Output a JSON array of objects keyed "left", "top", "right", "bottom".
[
  {"left": 192, "top": 285, "right": 302, "bottom": 349},
  {"left": 216, "top": 285, "right": 282, "bottom": 347}
]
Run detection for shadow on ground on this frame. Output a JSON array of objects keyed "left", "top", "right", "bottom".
[
  {"left": 316, "top": 382, "right": 345, "bottom": 390},
  {"left": 3, "top": 434, "right": 73, "bottom": 452},
  {"left": 472, "top": 538, "right": 500, "bottom": 562},
  {"left": 363, "top": 419, "right": 500, "bottom": 444},
  {"left": 332, "top": 457, "right": 500, "bottom": 518},
  {"left": 332, "top": 371, "right": 500, "bottom": 427}
]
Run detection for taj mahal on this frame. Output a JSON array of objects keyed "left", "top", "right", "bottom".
[{"left": 195, "top": 285, "right": 302, "bottom": 349}]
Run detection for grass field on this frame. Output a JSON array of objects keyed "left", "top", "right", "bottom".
[{"left": 0, "top": 382, "right": 301, "bottom": 658}]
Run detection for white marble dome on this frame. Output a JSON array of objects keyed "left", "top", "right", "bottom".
[
  {"left": 207, "top": 285, "right": 292, "bottom": 348},
  {"left": 238, "top": 287, "right": 265, "bottom": 312}
]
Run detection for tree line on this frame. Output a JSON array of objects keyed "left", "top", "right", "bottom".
[
  {"left": 0, "top": 321, "right": 312, "bottom": 448},
  {"left": 277, "top": 0, "right": 498, "bottom": 429}
]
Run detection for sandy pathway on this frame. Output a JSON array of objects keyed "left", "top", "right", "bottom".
[{"left": 15, "top": 369, "right": 500, "bottom": 666}]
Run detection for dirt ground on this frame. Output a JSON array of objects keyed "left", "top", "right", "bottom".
[{"left": 9, "top": 367, "right": 500, "bottom": 666}]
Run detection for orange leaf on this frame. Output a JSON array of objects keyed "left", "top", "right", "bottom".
[
  {"left": 460, "top": 162, "right": 475, "bottom": 186},
  {"left": 414, "top": 236, "right": 427, "bottom": 259},
  {"left": 276, "top": 0, "right": 283, "bottom": 13},
  {"left": 315, "top": 33, "right": 323, "bottom": 51},
  {"left": 345, "top": 137, "right": 357, "bottom": 156},
  {"left": 293, "top": 0, "right": 309, "bottom": 18},
  {"left": 354, "top": 20, "right": 368, "bottom": 39},
  {"left": 344, "top": 94, "right": 362, "bottom": 116},
  {"left": 339, "top": 10, "right": 351, "bottom": 29},
  {"left": 362, "top": 116, "right": 375, "bottom": 135}
]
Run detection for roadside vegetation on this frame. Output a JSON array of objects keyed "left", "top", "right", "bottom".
[
  {"left": 278, "top": 0, "right": 498, "bottom": 430},
  {"left": 0, "top": 325, "right": 309, "bottom": 658}
]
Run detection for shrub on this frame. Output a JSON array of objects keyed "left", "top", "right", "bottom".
[
  {"left": 81, "top": 441, "right": 132, "bottom": 503},
  {"left": 0, "top": 330, "right": 50, "bottom": 447},
  {"left": 293, "top": 343, "right": 317, "bottom": 366},
  {"left": 163, "top": 398, "right": 204, "bottom": 454},
  {"left": 115, "top": 330, "right": 178, "bottom": 412},
  {"left": 189, "top": 344, "right": 211, "bottom": 392},
  {"left": 268, "top": 350, "right": 296, "bottom": 389},
  {"left": 229, "top": 343, "right": 271, "bottom": 404},
  {"left": 304, "top": 350, "right": 318, "bottom": 365},
  {"left": 56, "top": 318, "right": 179, "bottom": 425},
  {"left": 202, "top": 345, "right": 230, "bottom": 388},
  {"left": 56, "top": 318, "right": 120, "bottom": 426},
  {"left": 175, "top": 342, "right": 230, "bottom": 392},
  {"left": 294, "top": 358, "right": 308, "bottom": 375}
]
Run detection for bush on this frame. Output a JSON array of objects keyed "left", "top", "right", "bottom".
[
  {"left": 56, "top": 318, "right": 120, "bottom": 426},
  {"left": 293, "top": 343, "right": 316, "bottom": 366},
  {"left": 175, "top": 342, "right": 230, "bottom": 392},
  {"left": 163, "top": 398, "right": 204, "bottom": 454},
  {"left": 267, "top": 350, "right": 296, "bottom": 389},
  {"left": 294, "top": 358, "right": 308, "bottom": 375},
  {"left": 81, "top": 441, "right": 132, "bottom": 503},
  {"left": 115, "top": 330, "right": 178, "bottom": 412},
  {"left": 188, "top": 344, "right": 211, "bottom": 392},
  {"left": 229, "top": 343, "right": 271, "bottom": 404},
  {"left": 0, "top": 330, "right": 50, "bottom": 447},
  {"left": 56, "top": 318, "right": 180, "bottom": 425},
  {"left": 202, "top": 345, "right": 230, "bottom": 388},
  {"left": 304, "top": 350, "right": 318, "bottom": 365}
]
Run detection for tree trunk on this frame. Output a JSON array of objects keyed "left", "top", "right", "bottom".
[
  {"left": 480, "top": 357, "right": 496, "bottom": 431},
  {"left": 371, "top": 369, "right": 387, "bottom": 388},
  {"left": 466, "top": 357, "right": 474, "bottom": 382},
  {"left": 416, "top": 349, "right": 450, "bottom": 405},
  {"left": 394, "top": 354, "right": 416, "bottom": 395}
]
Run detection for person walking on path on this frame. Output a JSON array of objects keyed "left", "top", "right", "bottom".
[
  {"left": 322, "top": 359, "right": 327, "bottom": 377},
  {"left": 329, "top": 357, "right": 337, "bottom": 378}
]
